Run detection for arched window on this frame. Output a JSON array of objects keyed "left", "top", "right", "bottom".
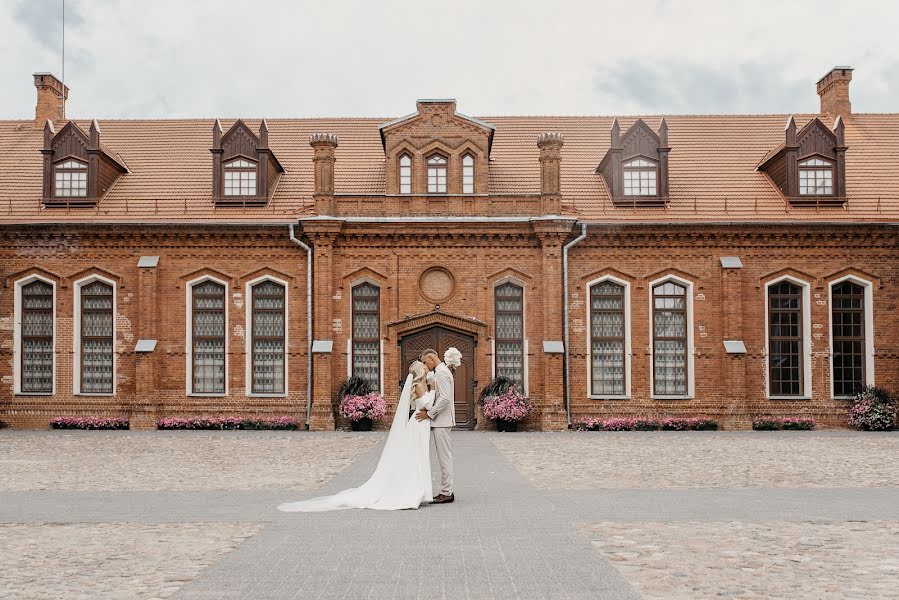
[
  {"left": 352, "top": 283, "right": 380, "bottom": 392},
  {"left": 54, "top": 159, "right": 87, "bottom": 197},
  {"left": 399, "top": 154, "right": 412, "bottom": 194},
  {"left": 589, "top": 280, "right": 627, "bottom": 396},
  {"left": 78, "top": 280, "right": 115, "bottom": 394},
  {"left": 831, "top": 280, "right": 867, "bottom": 397},
  {"left": 427, "top": 154, "right": 447, "bottom": 193},
  {"left": 223, "top": 158, "right": 257, "bottom": 196},
  {"left": 623, "top": 158, "right": 657, "bottom": 196},
  {"left": 250, "top": 280, "right": 286, "bottom": 395},
  {"left": 767, "top": 280, "right": 804, "bottom": 396},
  {"left": 652, "top": 280, "right": 688, "bottom": 396},
  {"left": 18, "top": 279, "right": 55, "bottom": 393},
  {"left": 495, "top": 282, "right": 524, "bottom": 386},
  {"left": 190, "top": 280, "right": 227, "bottom": 394},
  {"left": 462, "top": 153, "right": 475, "bottom": 194},
  {"left": 798, "top": 157, "right": 833, "bottom": 196}
]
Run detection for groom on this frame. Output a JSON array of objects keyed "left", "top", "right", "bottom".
[{"left": 415, "top": 349, "right": 455, "bottom": 504}]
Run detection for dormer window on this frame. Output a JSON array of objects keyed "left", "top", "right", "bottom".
[
  {"left": 223, "top": 158, "right": 257, "bottom": 196},
  {"left": 427, "top": 154, "right": 447, "bottom": 193},
  {"left": 798, "top": 157, "right": 833, "bottom": 196},
  {"left": 462, "top": 153, "right": 475, "bottom": 194},
  {"left": 54, "top": 159, "right": 87, "bottom": 197},
  {"left": 623, "top": 158, "right": 657, "bottom": 196},
  {"left": 399, "top": 154, "right": 412, "bottom": 194}
]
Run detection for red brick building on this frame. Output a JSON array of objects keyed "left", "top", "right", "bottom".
[{"left": 2, "top": 67, "right": 896, "bottom": 430}]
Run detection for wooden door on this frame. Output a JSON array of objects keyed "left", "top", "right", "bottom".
[{"left": 399, "top": 326, "right": 476, "bottom": 429}]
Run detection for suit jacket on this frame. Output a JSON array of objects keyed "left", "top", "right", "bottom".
[{"left": 427, "top": 362, "right": 456, "bottom": 428}]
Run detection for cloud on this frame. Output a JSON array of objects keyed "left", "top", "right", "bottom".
[
  {"left": 594, "top": 61, "right": 812, "bottom": 114},
  {"left": 13, "top": 0, "right": 84, "bottom": 52}
]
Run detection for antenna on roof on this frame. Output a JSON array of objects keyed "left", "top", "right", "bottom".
[{"left": 61, "top": 0, "right": 65, "bottom": 88}]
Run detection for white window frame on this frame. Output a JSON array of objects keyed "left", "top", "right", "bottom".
[
  {"left": 490, "top": 276, "right": 528, "bottom": 395},
  {"left": 73, "top": 274, "right": 117, "bottom": 396},
  {"left": 186, "top": 275, "right": 229, "bottom": 396},
  {"left": 245, "top": 275, "right": 289, "bottom": 398},
  {"left": 586, "top": 275, "right": 631, "bottom": 400},
  {"left": 348, "top": 277, "right": 382, "bottom": 393},
  {"left": 13, "top": 274, "right": 56, "bottom": 395},
  {"left": 398, "top": 153, "right": 412, "bottom": 195},
  {"left": 828, "top": 275, "right": 874, "bottom": 399},
  {"left": 764, "top": 275, "right": 812, "bottom": 400},
  {"left": 648, "top": 274, "right": 695, "bottom": 399},
  {"left": 462, "top": 153, "right": 475, "bottom": 194}
]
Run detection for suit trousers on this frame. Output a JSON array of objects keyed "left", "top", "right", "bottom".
[{"left": 431, "top": 426, "right": 454, "bottom": 496}]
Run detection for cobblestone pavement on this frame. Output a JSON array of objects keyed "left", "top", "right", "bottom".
[
  {"left": 580, "top": 520, "right": 899, "bottom": 599},
  {"left": 0, "top": 430, "right": 377, "bottom": 491},
  {"left": 0, "top": 522, "right": 262, "bottom": 600},
  {"left": 491, "top": 431, "right": 899, "bottom": 489}
]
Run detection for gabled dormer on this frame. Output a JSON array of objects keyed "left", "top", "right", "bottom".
[
  {"left": 40, "top": 119, "right": 128, "bottom": 207},
  {"left": 211, "top": 119, "right": 284, "bottom": 206},
  {"left": 758, "top": 116, "right": 847, "bottom": 206},
  {"left": 379, "top": 100, "right": 494, "bottom": 195},
  {"left": 596, "top": 118, "right": 670, "bottom": 207}
]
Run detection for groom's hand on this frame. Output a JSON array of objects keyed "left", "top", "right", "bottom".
[{"left": 415, "top": 409, "right": 430, "bottom": 422}]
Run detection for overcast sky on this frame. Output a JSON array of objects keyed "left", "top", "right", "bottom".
[{"left": 1, "top": 0, "right": 896, "bottom": 119}]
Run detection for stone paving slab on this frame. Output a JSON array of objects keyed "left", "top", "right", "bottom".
[
  {"left": 491, "top": 431, "right": 899, "bottom": 489},
  {"left": 581, "top": 520, "right": 899, "bottom": 599},
  {"left": 0, "top": 522, "right": 262, "bottom": 600},
  {"left": 0, "top": 430, "right": 378, "bottom": 491}
]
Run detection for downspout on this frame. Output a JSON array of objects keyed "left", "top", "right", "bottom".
[
  {"left": 562, "top": 222, "right": 587, "bottom": 427},
  {"left": 289, "top": 224, "right": 314, "bottom": 430}
]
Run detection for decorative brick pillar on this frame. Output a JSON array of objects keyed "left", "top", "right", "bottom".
[
  {"left": 304, "top": 220, "right": 343, "bottom": 429},
  {"left": 537, "top": 133, "right": 563, "bottom": 215},
  {"left": 720, "top": 257, "right": 747, "bottom": 429},
  {"left": 534, "top": 219, "right": 575, "bottom": 430},
  {"left": 310, "top": 133, "right": 338, "bottom": 215},
  {"left": 131, "top": 257, "right": 160, "bottom": 429}
]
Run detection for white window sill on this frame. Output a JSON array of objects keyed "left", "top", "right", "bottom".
[
  {"left": 74, "top": 392, "right": 115, "bottom": 397},
  {"left": 187, "top": 393, "right": 228, "bottom": 398},
  {"left": 247, "top": 393, "right": 288, "bottom": 398},
  {"left": 652, "top": 395, "right": 694, "bottom": 400},
  {"left": 14, "top": 392, "right": 54, "bottom": 396},
  {"left": 589, "top": 395, "right": 630, "bottom": 401},
  {"left": 768, "top": 396, "right": 812, "bottom": 401}
]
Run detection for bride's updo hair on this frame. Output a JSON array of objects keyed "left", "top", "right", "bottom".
[{"left": 409, "top": 360, "right": 428, "bottom": 390}]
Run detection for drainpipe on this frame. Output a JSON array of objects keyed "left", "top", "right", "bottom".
[
  {"left": 562, "top": 222, "right": 587, "bottom": 427},
  {"left": 288, "top": 224, "right": 314, "bottom": 430}
]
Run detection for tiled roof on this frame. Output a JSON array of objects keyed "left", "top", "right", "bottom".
[{"left": 1, "top": 113, "right": 897, "bottom": 224}]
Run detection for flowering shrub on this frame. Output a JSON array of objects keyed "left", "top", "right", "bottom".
[
  {"left": 781, "top": 417, "right": 816, "bottom": 430},
  {"left": 752, "top": 417, "right": 782, "bottom": 430},
  {"left": 50, "top": 416, "right": 129, "bottom": 430},
  {"left": 483, "top": 388, "right": 533, "bottom": 422},
  {"left": 572, "top": 417, "right": 716, "bottom": 431},
  {"left": 602, "top": 417, "right": 638, "bottom": 431},
  {"left": 157, "top": 416, "right": 299, "bottom": 430},
  {"left": 660, "top": 417, "right": 692, "bottom": 431},
  {"left": 635, "top": 418, "right": 661, "bottom": 431},
  {"left": 849, "top": 386, "right": 896, "bottom": 431},
  {"left": 572, "top": 417, "right": 602, "bottom": 431},
  {"left": 339, "top": 392, "right": 387, "bottom": 422}
]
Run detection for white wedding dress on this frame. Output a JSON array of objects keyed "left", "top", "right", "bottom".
[{"left": 277, "top": 374, "right": 434, "bottom": 512}]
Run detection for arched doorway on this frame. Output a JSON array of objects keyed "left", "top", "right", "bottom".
[{"left": 399, "top": 325, "right": 477, "bottom": 429}]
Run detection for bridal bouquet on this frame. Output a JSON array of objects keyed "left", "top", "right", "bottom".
[
  {"left": 339, "top": 392, "right": 387, "bottom": 422},
  {"left": 444, "top": 347, "right": 462, "bottom": 369}
]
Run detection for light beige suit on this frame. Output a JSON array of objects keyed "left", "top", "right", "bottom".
[{"left": 427, "top": 362, "right": 455, "bottom": 495}]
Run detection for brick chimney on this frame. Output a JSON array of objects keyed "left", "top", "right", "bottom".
[
  {"left": 310, "top": 133, "right": 338, "bottom": 215},
  {"left": 537, "top": 133, "right": 564, "bottom": 214},
  {"left": 817, "top": 66, "right": 853, "bottom": 120},
  {"left": 33, "top": 73, "right": 68, "bottom": 126}
]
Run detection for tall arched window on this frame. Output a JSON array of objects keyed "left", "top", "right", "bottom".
[
  {"left": 495, "top": 282, "right": 524, "bottom": 386},
  {"left": 223, "top": 158, "right": 257, "bottom": 196},
  {"left": 250, "top": 280, "right": 286, "bottom": 395},
  {"left": 831, "top": 280, "right": 866, "bottom": 397},
  {"left": 399, "top": 154, "right": 412, "bottom": 194},
  {"left": 767, "top": 280, "right": 804, "bottom": 396},
  {"left": 462, "top": 153, "right": 475, "bottom": 194},
  {"left": 352, "top": 283, "right": 380, "bottom": 391},
  {"left": 427, "top": 154, "right": 447, "bottom": 193},
  {"left": 589, "top": 280, "right": 626, "bottom": 396},
  {"left": 190, "top": 280, "right": 227, "bottom": 394},
  {"left": 18, "top": 279, "right": 55, "bottom": 393},
  {"left": 54, "top": 159, "right": 88, "bottom": 197},
  {"left": 652, "top": 280, "right": 688, "bottom": 396},
  {"left": 798, "top": 157, "right": 834, "bottom": 196},
  {"left": 78, "top": 280, "right": 115, "bottom": 394},
  {"left": 623, "top": 158, "right": 658, "bottom": 196}
]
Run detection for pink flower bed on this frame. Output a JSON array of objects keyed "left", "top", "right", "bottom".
[
  {"left": 572, "top": 417, "right": 718, "bottom": 431},
  {"left": 50, "top": 416, "right": 129, "bottom": 430},
  {"left": 338, "top": 393, "right": 387, "bottom": 422},
  {"left": 483, "top": 389, "right": 533, "bottom": 422},
  {"left": 156, "top": 416, "right": 299, "bottom": 430}
]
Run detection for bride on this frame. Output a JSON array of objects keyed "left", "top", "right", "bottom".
[{"left": 277, "top": 361, "right": 434, "bottom": 512}]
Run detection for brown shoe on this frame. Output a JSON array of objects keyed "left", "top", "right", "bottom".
[{"left": 433, "top": 494, "right": 455, "bottom": 504}]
